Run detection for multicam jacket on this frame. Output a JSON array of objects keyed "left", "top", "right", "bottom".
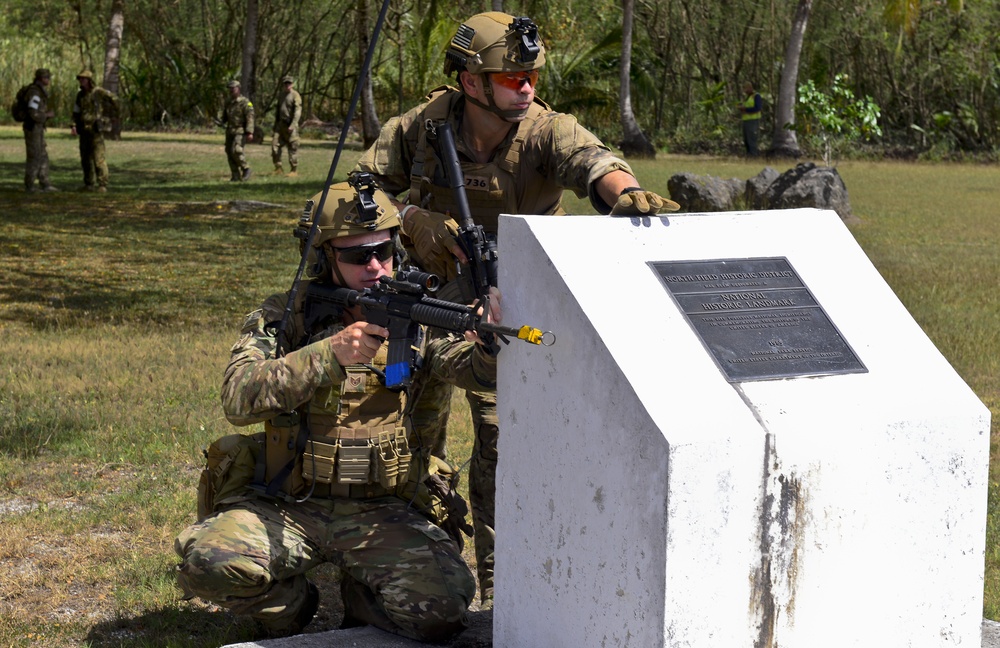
[
  {"left": 356, "top": 85, "right": 635, "bottom": 228},
  {"left": 23, "top": 82, "right": 49, "bottom": 128},
  {"left": 221, "top": 283, "right": 495, "bottom": 426},
  {"left": 73, "top": 87, "right": 119, "bottom": 133},
  {"left": 220, "top": 281, "right": 496, "bottom": 498},
  {"left": 223, "top": 95, "right": 255, "bottom": 136},
  {"left": 274, "top": 89, "right": 302, "bottom": 129}
]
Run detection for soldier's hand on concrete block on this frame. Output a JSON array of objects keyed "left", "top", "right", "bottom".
[{"left": 610, "top": 188, "right": 680, "bottom": 216}]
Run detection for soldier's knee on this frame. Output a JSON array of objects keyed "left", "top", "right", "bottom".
[{"left": 176, "top": 543, "right": 270, "bottom": 598}]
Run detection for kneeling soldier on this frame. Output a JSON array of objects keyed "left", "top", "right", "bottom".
[{"left": 174, "top": 177, "right": 497, "bottom": 641}]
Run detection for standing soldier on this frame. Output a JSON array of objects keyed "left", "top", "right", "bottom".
[
  {"left": 71, "top": 70, "right": 120, "bottom": 192},
  {"left": 271, "top": 75, "right": 302, "bottom": 176},
  {"left": 221, "top": 80, "right": 255, "bottom": 181},
  {"left": 20, "top": 68, "right": 57, "bottom": 192},
  {"left": 355, "top": 12, "right": 677, "bottom": 608}
]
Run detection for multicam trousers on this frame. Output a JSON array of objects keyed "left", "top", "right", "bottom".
[
  {"left": 23, "top": 124, "right": 49, "bottom": 190},
  {"left": 225, "top": 131, "right": 249, "bottom": 179},
  {"left": 174, "top": 495, "right": 474, "bottom": 642},
  {"left": 409, "top": 376, "right": 498, "bottom": 601},
  {"left": 271, "top": 124, "right": 299, "bottom": 171},
  {"left": 78, "top": 129, "right": 109, "bottom": 188}
]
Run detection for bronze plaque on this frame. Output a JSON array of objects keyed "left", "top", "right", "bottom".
[{"left": 650, "top": 257, "right": 867, "bottom": 382}]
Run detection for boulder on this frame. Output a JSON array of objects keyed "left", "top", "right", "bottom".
[
  {"left": 760, "top": 163, "right": 855, "bottom": 221},
  {"left": 667, "top": 164, "right": 856, "bottom": 222},
  {"left": 744, "top": 167, "right": 781, "bottom": 210},
  {"left": 667, "top": 172, "right": 744, "bottom": 213}
]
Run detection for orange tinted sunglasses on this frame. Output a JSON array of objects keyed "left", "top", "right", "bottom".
[{"left": 489, "top": 70, "right": 539, "bottom": 91}]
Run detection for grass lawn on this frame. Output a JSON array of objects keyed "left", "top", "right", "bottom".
[{"left": 0, "top": 126, "right": 997, "bottom": 646}]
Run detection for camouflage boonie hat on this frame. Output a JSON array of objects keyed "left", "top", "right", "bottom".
[
  {"left": 227, "top": 79, "right": 241, "bottom": 88},
  {"left": 35, "top": 68, "right": 51, "bottom": 80},
  {"left": 77, "top": 70, "right": 95, "bottom": 81},
  {"left": 281, "top": 75, "right": 294, "bottom": 84}
]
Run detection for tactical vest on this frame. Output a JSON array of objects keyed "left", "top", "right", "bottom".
[
  {"left": 258, "top": 287, "right": 411, "bottom": 500},
  {"left": 407, "top": 87, "right": 564, "bottom": 236}
]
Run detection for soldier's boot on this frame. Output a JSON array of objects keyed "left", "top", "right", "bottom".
[
  {"left": 272, "top": 164, "right": 284, "bottom": 175},
  {"left": 96, "top": 186, "right": 107, "bottom": 193},
  {"left": 229, "top": 171, "right": 240, "bottom": 182},
  {"left": 41, "top": 184, "right": 59, "bottom": 192},
  {"left": 286, "top": 165, "right": 298, "bottom": 177},
  {"left": 256, "top": 580, "right": 319, "bottom": 638},
  {"left": 338, "top": 575, "right": 395, "bottom": 632},
  {"left": 242, "top": 167, "right": 253, "bottom": 181}
]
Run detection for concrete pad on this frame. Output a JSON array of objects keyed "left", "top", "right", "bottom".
[{"left": 494, "top": 210, "right": 990, "bottom": 648}]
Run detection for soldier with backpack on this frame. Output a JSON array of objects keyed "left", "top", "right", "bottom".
[
  {"left": 71, "top": 70, "right": 120, "bottom": 192},
  {"left": 14, "top": 68, "right": 58, "bottom": 192}
]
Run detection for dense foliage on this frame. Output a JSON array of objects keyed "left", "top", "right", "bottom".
[{"left": 1, "top": 0, "right": 998, "bottom": 157}]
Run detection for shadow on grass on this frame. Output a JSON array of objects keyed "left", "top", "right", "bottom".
[{"left": 84, "top": 606, "right": 256, "bottom": 648}]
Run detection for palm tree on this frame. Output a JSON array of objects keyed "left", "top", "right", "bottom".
[
  {"left": 770, "top": 0, "right": 812, "bottom": 157},
  {"left": 619, "top": 0, "right": 655, "bottom": 158}
]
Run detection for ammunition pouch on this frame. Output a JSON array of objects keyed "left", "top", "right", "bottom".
[
  {"left": 197, "top": 432, "right": 264, "bottom": 522},
  {"left": 396, "top": 453, "right": 474, "bottom": 549},
  {"left": 301, "top": 426, "right": 412, "bottom": 491}
]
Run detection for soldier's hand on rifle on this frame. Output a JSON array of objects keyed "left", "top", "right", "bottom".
[
  {"left": 465, "top": 287, "right": 503, "bottom": 346},
  {"left": 610, "top": 187, "right": 680, "bottom": 216},
  {"left": 329, "top": 321, "right": 389, "bottom": 366},
  {"left": 246, "top": 131, "right": 254, "bottom": 143},
  {"left": 399, "top": 206, "right": 467, "bottom": 281}
]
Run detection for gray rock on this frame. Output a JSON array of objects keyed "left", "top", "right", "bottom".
[
  {"left": 760, "top": 162, "right": 855, "bottom": 221},
  {"left": 745, "top": 167, "right": 781, "bottom": 210},
  {"left": 667, "top": 172, "right": 744, "bottom": 212}
]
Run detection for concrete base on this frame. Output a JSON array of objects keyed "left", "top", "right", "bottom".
[{"left": 494, "top": 210, "right": 990, "bottom": 648}]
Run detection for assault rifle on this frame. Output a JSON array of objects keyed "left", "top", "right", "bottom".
[
  {"left": 433, "top": 121, "right": 498, "bottom": 306},
  {"left": 303, "top": 269, "right": 555, "bottom": 391}
]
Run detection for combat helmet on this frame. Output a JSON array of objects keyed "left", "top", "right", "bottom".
[
  {"left": 295, "top": 173, "right": 401, "bottom": 278},
  {"left": 77, "top": 70, "right": 95, "bottom": 81},
  {"left": 444, "top": 12, "right": 545, "bottom": 76},
  {"left": 444, "top": 13, "right": 545, "bottom": 121}
]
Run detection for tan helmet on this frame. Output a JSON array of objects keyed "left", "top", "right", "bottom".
[
  {"left": 444, "top": 12, "right": 545, "bottom": 76},
  {"left": 227, "top": 79, "right": 241, "bottom": 89},
  {"left": 77, "top": 70, "right": 95, "bottom": 81},
  {"left": 296, "top": 174, "right": 401, "bottom": 278}
]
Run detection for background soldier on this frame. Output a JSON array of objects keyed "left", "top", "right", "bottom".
[
  {"left": 271, "top": 75, "right": 302, "bottom": 176},
  {"left": 71, "top": 70, "right": 120, "bottom": 192},
  {"left": 174, "top": 178, "right": 498, "bottom": 641},
  {"left": 21, "top": 68, "right": 57, "bottom": 192},
  {"left": 221, "top": 80, "right": 254, "bottom": 181},
  {"left": 355, "top": 11, "right": 678, "bottom": 608}
]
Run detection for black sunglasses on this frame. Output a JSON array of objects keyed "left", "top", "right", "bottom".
[{"left": 331, "top": 239, "right": 395, "bottom": 266}]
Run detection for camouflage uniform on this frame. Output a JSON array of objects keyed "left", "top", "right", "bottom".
[
  {"left": 222, "top": 88, "right": 255, "bottom": 180},
  {"left": 22, "top": 76, "right": 53, "bottom": 191},
  {"left": 174, "top": 286, "right": 494, "bottom": 642},
  {"left": 271, "top": 78, "right": 302, "bottom": 173},
  {"left": 356, "top": 85, "right": 634, "bottom": 601},
  {"left": 73, "top": 81, "right": 119, "bottom": 190}
]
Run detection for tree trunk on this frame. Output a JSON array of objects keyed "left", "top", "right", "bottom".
[
  {"left": 619, "top": 0, "right": 655, "bottom": 158},
  {"left": 241, "top": 0, "right": 259, "bottom": 103},
  {"left": 358, "top": 0, "right": 380, "bottom": 148},
  {"left": 103, "top": 0, "right": 125, "bottom": 139},
  {"left": 771, "top": 0, "right": 812, "bottom": 157},
  {"left": 491, "top": 0, "right": 504, "bottom": 11}
]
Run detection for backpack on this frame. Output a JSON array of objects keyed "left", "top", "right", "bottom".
[{"left": 11, "top": 84, "right": 31, "bottom": 122}]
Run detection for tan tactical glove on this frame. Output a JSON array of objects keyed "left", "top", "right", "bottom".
[
  {"left": 610, "top": 187, "right": 680, "bottom": 216},
  {"left": 400, "top": 206, "right": 462, "bottom": 280}
]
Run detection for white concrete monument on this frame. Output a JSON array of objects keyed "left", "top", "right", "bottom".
[{"left": 494, "top": 209, "right": 990, "bottom": 648}]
